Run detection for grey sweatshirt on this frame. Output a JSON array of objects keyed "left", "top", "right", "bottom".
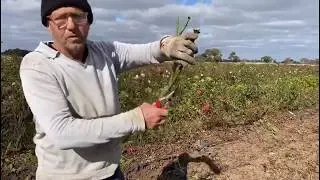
[{"left": 20, "top": 39, "right": 166, "bottom": 179}]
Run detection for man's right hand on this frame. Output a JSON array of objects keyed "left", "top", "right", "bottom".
[{"left": 139, "top": 103, "right": 168, "bottom": 129}]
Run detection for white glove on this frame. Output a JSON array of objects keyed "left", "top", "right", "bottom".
[{"left": 160, "top": 32, "right": 199, "bottom": 65}]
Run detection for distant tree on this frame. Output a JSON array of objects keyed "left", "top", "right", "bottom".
[
  {"left": 299, "top": 58, "right": 310, "bottom": 64},
  {"left": 201, "top": 48, "right": 223, "bottom": 62},
  {"left": 228, "top": 51, "right": 240, "bottom": 62},
  {"left": 228, "top": 51, "right": 235, "bottom": 60},
  {"left": 211, "top": 48, "right": 222, "bottom": 57},
  {"left": 282, "top": 57, "right": 294, "bottom": 64},
  {"left": 1, "top": 48, "right": 31, "bottom": 57},
  {"left": 213, "top": 55, "right": 222, "bottom": 62},
  {"left": 252, "top": 59, "right": 262, "bottom": 63},
  {"left": 261, "top": 56, "right": 273, "bottom": 63}
]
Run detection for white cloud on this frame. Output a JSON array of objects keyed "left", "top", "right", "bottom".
[
  {"left": 290, "top": 44, "right": 307, "bottom": 47},
  {"left": 1, "top": 0, "right": 40, "bottom": 12},
  {"left": 1, "top": 0, "right": 319, "bottom": 60},
  {"left": 260, "top": 20, "right": 307, "bottom": 27}
]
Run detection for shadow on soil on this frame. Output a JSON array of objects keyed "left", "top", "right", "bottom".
[{"left": 157, "top": 152, "right": 222, "bottom": 180}]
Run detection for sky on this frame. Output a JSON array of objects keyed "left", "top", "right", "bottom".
[{"left": 1, "top": 0, "right": 319, "bottom": 61}]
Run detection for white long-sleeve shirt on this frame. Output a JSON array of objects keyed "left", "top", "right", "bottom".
[{"left": 19, "top": 39, "right": 165, "bottom": 180}]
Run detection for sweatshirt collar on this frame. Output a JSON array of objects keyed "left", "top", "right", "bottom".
[{"left": 35, "top": 41, "right": 61, "bottom": 59}]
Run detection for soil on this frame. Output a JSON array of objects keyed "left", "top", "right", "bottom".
[
  {"left": 122, "top": 107, "right": 319, "bottom": 180},
  {"left": 2, "top": 107, "right": 318, "bottom": 180}
]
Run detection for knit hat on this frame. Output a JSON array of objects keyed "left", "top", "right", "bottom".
[{"left": 41, "top": 0, "right": 93, "bottom": 27}]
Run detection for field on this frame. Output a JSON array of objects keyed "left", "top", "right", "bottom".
[{"left": 1, "top": 54, "right": 319, "bottom": 179}]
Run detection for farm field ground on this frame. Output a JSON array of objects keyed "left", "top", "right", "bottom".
[
  {"left": 1, "top": 55, "right": 319, "bottom": 179},
  {"left": 2, "top": 106, "right": 318, "bottom": 180},
  {"left": 122, "top": 106, "right": 319, "bottom": 180}
]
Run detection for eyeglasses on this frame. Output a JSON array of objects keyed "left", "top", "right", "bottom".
[{"left": 47, "top": 12, "right": 88, "bottom": 29}]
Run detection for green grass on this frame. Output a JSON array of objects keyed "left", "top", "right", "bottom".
[
  {"left": 1, "top": 55, "right": 319, "bottom": 177},
  {"left": 1, "top": 55, "right": 34, "bottom": 153}
]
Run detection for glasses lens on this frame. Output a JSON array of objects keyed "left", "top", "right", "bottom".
[
  {"left": 55, "top": 19, "right": 67, "bottom": 27},
  {"left": 49, "top": 12, "right": 88, "bottom": 29},
  {"left": 74, "top": 13, "right": 88, "bottom": 24}
]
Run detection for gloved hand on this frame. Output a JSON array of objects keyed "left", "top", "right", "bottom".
[{"left": 160, "top": 32, "right": 199, "bottom": 65}]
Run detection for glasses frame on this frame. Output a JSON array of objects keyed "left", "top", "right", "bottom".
[{"left": 47, "top": 12, "right": 88, "bottom": 29}]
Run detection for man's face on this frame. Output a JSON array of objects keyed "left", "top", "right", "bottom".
[{"left": 47, "top": 7, "right": 90, "bottom": 52}]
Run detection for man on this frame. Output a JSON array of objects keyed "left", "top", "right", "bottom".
[{"left": 20, "top": 0, "right": 199, "bottom": 179}]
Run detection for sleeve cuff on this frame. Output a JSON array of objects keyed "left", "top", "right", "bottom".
[
  {"left": 129, "top": 107, "right": 146, "bottom": 132},
  {"left": 151, "top": 35, "right": 171, "bottom": 63}
]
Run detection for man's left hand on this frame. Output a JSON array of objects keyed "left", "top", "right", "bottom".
[{"left": 160, "top": 32, "right": 199, "bottom": 65}]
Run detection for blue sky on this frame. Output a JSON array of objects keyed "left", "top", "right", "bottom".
[
  {"left": 1, "top": 0, "right": 319, "bottom": 60},
  {"left": 176, "top": 0, "right": 212, "bottom": 6}
]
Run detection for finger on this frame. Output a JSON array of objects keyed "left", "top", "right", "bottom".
[
  {"left": 160, "top": 109, "right": 168, "bottom": 116},
  {"left": 172, "top": 51, "right": 196, "bottom": 65},
  {"left": 158, "top": 119, "right": 166, "bottom": 125},
  {"left": 177, "top": 45, "right": 194, "bottom": 56},
  {"left": 183, "top": 40, "right": 198, "bottom": 54},
  {"left": 174, "top": 60, "right": 190, "bottom": 67},
  {"left": 181, "top": 32, "right": 198, "bottom": 41}
]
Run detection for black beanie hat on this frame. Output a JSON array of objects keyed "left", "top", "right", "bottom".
[{"left": 41, "top": 0, "right": 93, "bottom": 27}]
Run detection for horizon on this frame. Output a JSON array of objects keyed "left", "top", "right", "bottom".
[{"left": 1, "top": 47, "right": 319, "bottom": 62}]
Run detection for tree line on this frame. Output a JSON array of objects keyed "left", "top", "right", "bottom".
[
  {"left": 1, "top": 47, "right": 318, "bottom": 65},
  {"left": 1, "top": 48, "right": 31, "bottom": 57},
  {"left": 198, "top": 48, "right": 319, "bottom": 64}
]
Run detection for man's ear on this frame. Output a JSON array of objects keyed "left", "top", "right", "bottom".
[{"left": 47, "top": 24, "right": 52, "bottom": 33}]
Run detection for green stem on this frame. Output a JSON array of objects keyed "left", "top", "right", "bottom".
[
  {"left": 160, "top": 62, "right": 184, "bottom": 97},
  {"left": 176, "top": 17, "right": 180, "bottom": 36},
  {"left": 178, "top": 16, "right": 191, "bottom": 35},
  {"left": 159, "top": 16, "right": 191, "bottom": 98}
]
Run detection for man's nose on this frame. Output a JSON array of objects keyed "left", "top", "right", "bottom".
[{"left": 66, "top": 16, "right": 77, "bottom": 30}]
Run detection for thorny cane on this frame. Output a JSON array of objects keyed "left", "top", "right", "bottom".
[{"left": 155, "top": 16, "right": 200, "bottom": 108}]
